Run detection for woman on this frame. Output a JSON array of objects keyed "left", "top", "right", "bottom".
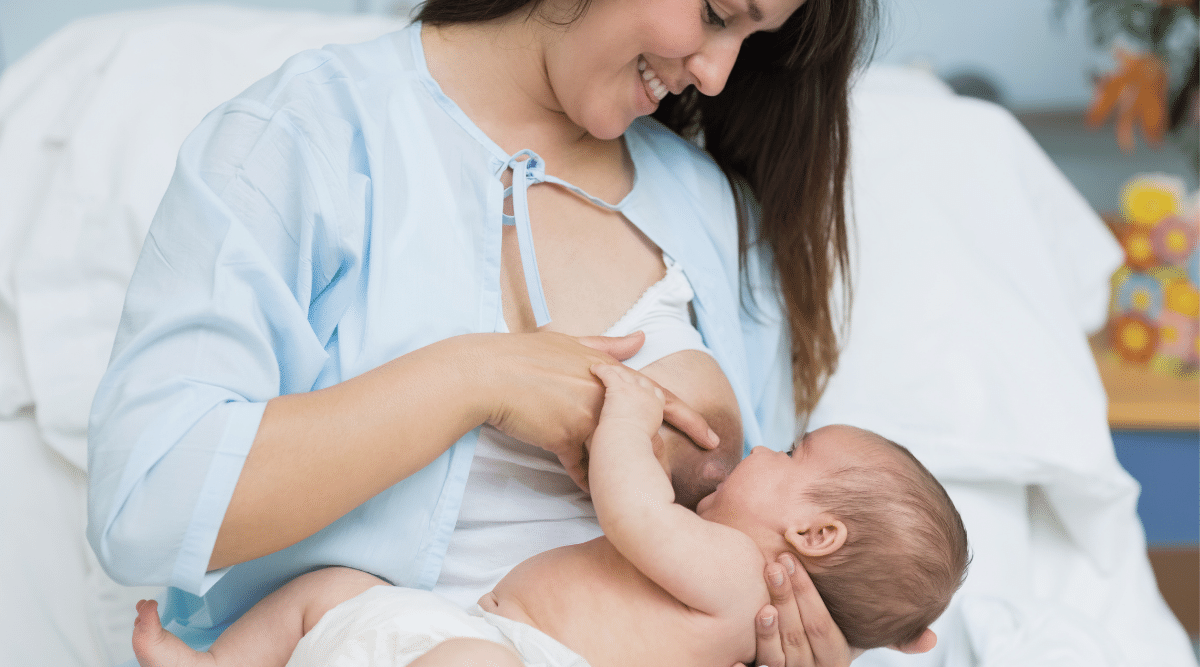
[{"left": 89, "top": 0, "right": 932, "bottom": 665}]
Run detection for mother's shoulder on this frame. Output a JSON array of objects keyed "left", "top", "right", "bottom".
[
  {"left": 234, "top": 30, "right": 414, "bottom": 113},
  {"left": 625, "top": 117, "right": 740, "bottom": 273}
]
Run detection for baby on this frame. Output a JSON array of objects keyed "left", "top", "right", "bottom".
[{"left": 131, "top": 359, "right": 968, "bottom": 667}]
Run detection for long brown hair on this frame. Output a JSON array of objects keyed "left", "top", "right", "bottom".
[{"left": 417, "top": 0, "right": 878, "bottom": 418}]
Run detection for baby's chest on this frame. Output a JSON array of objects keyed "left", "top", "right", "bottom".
[{"left": 504, "top": 542, "right": 755, "bottom": 667}]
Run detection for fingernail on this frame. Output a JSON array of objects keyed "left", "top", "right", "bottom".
[
  {"left": 759, "top": 614, "right": 775, "bottom": 629},
  {"left": 769, "top": 569, "right": 785, "bottom": 587},
  {"left": 781, "top": 553, "right": 796, "bottom": 574},
  {"left": 707, "top": 429, "right": 719, "bottom": 446}
]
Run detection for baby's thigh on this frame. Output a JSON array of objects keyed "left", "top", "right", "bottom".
[
  {"left": 410, "top": 638, "right": 524, "bottom": 667},
  {"left": 283, "top": 566, "right": 391, "bottom": 634}
]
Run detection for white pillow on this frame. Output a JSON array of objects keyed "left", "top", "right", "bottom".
[{"left": 0, "top": 6, "right": 406, "bottom": 470}]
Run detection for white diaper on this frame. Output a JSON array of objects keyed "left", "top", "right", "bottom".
[{"left": 285, "top": 586, "right": 590, "bottom": 667}]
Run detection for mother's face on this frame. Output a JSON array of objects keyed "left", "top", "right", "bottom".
[{"left": 540, "top": 0, "right": 806, "bottom": 140}]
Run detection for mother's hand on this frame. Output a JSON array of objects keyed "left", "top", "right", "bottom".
[
  {"left": 740, "top": 554, "right": 938, "bottom": 667},
  {"left": 480, "top": 330, "right": 716, "bottom": 492}
]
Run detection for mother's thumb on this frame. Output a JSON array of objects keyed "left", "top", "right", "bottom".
[{"left": 577, "top": 331, "right": 645, "bottom": 361}]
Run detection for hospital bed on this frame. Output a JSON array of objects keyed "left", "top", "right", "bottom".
[{"left": 0, "top": 5, "right": 1195, "bottom": 667}]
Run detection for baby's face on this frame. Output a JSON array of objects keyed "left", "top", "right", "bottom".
[{"left": 695, "top": 425, "right": 888, "bottom": 528}]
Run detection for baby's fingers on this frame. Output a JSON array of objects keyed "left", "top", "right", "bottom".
[
  {"left": 590, "top": 364, "right": 664, "bottom": 397},
  {"left": 590, "top": 363, "right": 634, "bottom": 385}
]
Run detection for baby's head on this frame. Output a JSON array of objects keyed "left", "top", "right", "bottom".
[{"left": 696, "top": 425, "right": 969, "bottom": 650}]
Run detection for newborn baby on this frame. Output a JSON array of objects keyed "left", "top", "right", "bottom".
[{"left": 131, "top": 359, "right": 968, "bottom": 667}]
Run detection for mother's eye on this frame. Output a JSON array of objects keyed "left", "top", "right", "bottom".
[{"left": 703, "top": 0, "right": 728, "bottom": 28}]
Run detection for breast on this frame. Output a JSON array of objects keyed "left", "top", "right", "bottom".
[{"left": 639, "top": 350, "right": 743, "bottom": 510}]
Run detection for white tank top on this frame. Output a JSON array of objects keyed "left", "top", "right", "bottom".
[{"left": 432, "top": 258, "right": 712, "bottom": 608}]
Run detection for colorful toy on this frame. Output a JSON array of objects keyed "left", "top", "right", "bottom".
[{"left": 1106, "top": 174, "right": 1199, "bottom": 378}]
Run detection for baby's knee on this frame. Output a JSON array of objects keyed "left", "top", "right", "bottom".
[{"left": 412, "top": 637, "right": 524, "bottom": 667}]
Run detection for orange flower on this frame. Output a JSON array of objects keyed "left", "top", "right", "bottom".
[
  {"left": 1118, "top": 225, "right": 1160, "bottom": 270},
  {"left": 1086, "top": 50, "right": 1169, "bottom": 153},
  {"left": 1110, "top": 312, "right": 1159, "bottom": 363}
]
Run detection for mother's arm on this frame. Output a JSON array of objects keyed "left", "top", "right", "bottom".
[
  {"left": 745, "top": 554, "right": 938, "bottom": 667},
  {"left": 211, "top": 330, "right": 717, "bottom": 571}
]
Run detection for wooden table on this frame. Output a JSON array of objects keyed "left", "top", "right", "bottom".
[{"left": 1090, "top": 338, "right": 1199, "bottom": 430}]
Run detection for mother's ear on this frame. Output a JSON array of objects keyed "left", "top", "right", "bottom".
[{"left": 784, "top": 515, "right": 847, "bottom": 557}]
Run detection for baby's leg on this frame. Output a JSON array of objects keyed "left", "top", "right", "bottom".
[
  {"left": 132, "top": 567, "right": 387, "bottom": 667},
  {"left": 408, "top": 637, "right": 524, "bottom": 667},
  {"left": 132, "top": 599, "right": 215, "bottom": 667}
]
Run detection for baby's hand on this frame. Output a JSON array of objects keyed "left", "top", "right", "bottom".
[{"left": 590, "top": 364, "right": 666, "bottom": 437}]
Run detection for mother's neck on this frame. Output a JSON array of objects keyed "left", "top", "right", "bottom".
[{"left": 421, "top": 19, "right": 597, "bottom": 158}]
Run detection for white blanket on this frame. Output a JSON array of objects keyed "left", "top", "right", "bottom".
[
  {"left": 0, "top": 7, "right": 1193, "bottom": 667},
  {"left": 817, "top": 66, "right": 1194, "bottom": 666}
]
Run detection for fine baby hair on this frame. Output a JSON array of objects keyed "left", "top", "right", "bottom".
[{"left": 795, "top": 429, "right": 970, "bottom": 649}]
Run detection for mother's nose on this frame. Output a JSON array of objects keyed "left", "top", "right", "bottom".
[{"left": 685, "top": 35, "right": 742, "bottom": 96}]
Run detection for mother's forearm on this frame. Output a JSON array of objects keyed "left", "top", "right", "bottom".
[{"left": 209, "top": 337, "right": 491, "bottom": 571}]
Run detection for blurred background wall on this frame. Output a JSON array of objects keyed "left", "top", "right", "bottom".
[
  {"left": 0, "top": 0, "right": 1103, "bottom": 111},
  {"left": 875, "top": 0, "right": 1096, "bottom": 109}
]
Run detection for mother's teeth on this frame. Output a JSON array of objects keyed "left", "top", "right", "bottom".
[{"left": 638, "top": 57, "right": 668, "bottom": 101}]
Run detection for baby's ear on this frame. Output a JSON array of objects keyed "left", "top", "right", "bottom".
[
  {"left": 890, "top": 628, "right": 937, "bottom": 654},
  {"left": 784, "top": 514, "right": 847, "bottom": 557}
]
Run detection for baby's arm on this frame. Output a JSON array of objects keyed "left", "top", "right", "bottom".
[
  {"left": 132, "top": 567, "right": 386, "bottom": 667},
  {"left": 588, "top": 364, "right": 763, "bottom": 619}
]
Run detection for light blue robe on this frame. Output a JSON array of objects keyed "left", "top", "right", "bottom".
[{"left": 87, "top": 21, "right": 795, "bottom": 652}]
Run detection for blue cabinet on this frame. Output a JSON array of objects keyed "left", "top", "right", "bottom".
[{"left": 1113, "top": 430, "right": 1200, "bottom": 547}]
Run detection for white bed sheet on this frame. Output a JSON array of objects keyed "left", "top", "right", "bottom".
[
  {"left": 0, "top": 6, "right": 1194, "bottom": 667},
  {"left": 0, "top": 411, "right": 160, "bottom": 666}
]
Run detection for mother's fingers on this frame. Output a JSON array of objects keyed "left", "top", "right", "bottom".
[
  {"left": 576, "top": 331, "right": 644, "bottom": 362},
  {"left": 556, "top": 447, "right": 590, "bottom": 495},
  {"left": 752, "top": 605, "right": 787, "bottom": 667},
  {"left": 660, "top": 385, "right": 719, "bottom": 450},
  {"left": 782, "top": 554, "right": 855, "bottom": 667},
  {"left": 766, "top": 558, "right": 814, "bottom": 667},
  {"left": 580, "top": 340, "right": 710, "bottom": 451}
]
